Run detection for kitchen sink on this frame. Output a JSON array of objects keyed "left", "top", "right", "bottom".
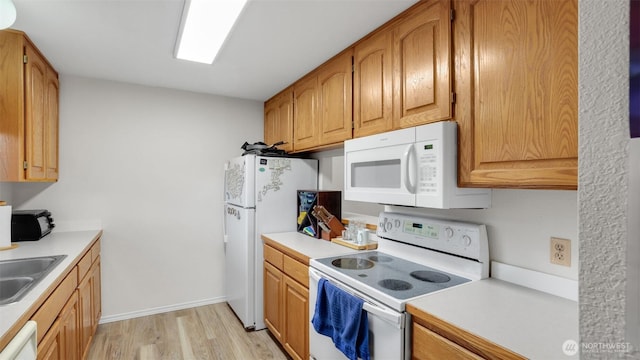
[{"left": 0, "top": 255, "right": 67, "bottom": 305}]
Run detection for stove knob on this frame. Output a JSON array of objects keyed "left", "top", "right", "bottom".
[
  {"left": 462, "top": 235, "right": 472, "bottom": 247},
  {"left": 394, "top": 219, "right": 401, "bottom": 228},
  {"left": 385, "top": 221, "right": 393, "bottom": 232},
  {"left": 445, "top": 227, "right": 454, "bottom": 239}
]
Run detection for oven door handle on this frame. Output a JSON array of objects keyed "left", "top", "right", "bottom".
[
  {"left": 362, "top": 302, "right": 404, "bottom": 328},
  {"left": 309, "top": 268, "right": 404, "bottom": 329}
]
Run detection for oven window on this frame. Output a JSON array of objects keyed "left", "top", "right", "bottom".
[{"left": 351, "top": 159, "right": 401, "bottom": 188}]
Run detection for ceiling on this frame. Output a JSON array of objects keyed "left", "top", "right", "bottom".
[{"left": 11, "top": 0, "right": 418, "bottom": 101}]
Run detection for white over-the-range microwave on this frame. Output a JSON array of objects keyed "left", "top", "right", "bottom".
[{"left": 344, "top": 121, "right": 491, "bottom": 209}]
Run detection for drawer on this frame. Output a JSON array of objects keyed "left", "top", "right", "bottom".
[
  {"left": 77, "top": 251, "right": 92, "bottom": 282},
  {"left": 91, "top": 238, "right": 101, "bottom": 263},
  {"left": 264, "top": 245, "right": 284, "bottom": 270},
  {"left": 32, "top": 267, "right": 78, "bottom": 343},
  {"left": 283, "top": 255, "right": 308, "bottom": 288},
  {"left": 412, "top": 322, "right": 483, "bottom": 360}
]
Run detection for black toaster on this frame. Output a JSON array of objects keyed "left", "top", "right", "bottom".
[{"left": 11, "top": 209, "right": 55, "bottom": 241}]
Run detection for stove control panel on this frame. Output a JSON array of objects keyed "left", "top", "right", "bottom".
[{"left": 377, "top": 212, "right": 488, "bottom": 263}]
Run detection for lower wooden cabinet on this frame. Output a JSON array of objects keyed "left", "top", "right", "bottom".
[
  {"left": 412, "top": 322, "right": 481, "bottom": 360},
  {"left": 263, "top": 244, "right": 309, "bottom": 360},
  {"left": 408, "top": 304, "right": 525, "bottom": 360},
  {"left": 35, "top": 238, "right": 102, "bottom": 360},
  {"left": 283, "top": 275, "right": 309, "bottom": 360},
  {"left": 38, "top": 291, "right": 80, "bottom": 360}
]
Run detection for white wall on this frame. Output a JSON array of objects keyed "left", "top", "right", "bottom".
[
  {"left": 579, "top": 0, "right": 637, "bottom": 357},
  {"left": 312, "top": 150, "right": 579, "bottom": 280},
  {"left": 10, "top": 76, "right": 263, "bottom": 321}
]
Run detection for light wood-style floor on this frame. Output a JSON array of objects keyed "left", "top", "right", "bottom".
[{"left": 87, "top": 303, "right": 289, "bottom": 360}]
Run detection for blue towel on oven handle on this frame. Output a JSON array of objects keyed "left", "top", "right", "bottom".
[{"left": 311, "top": 278, "right": 371, "bottom": 360}]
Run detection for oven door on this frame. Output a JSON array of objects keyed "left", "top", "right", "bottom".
[
  {"left": 309, "top": 268, "right": 410, "bottom": 360},
  {"left": 344, "top": 127, "right": 417, "bottom": 206}
]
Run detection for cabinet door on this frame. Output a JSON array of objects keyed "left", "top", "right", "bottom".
[
  {"left": 393, "top": 0, "right": 451, "bottom": 129},
  {"left": 38, "top": 321, "right": 62, "bottom": 360},
  {"left": 92, "top": 258, "right": 102, "bottom": 331},
  {"left": 263, "top": 261, "right": 284, "bottom": 342},
  {"left": 264, "top": 88, "right": 294, "bottom": 153},
  {"left": 283, "top": 276, "right": 309, "bottom": 360},
  {"left": 318, "top": 50, "right": 353, "bottom": 145},
  {"left": 59, "top": 291, "right": 80, "bottom": 360},
  {"left": 45, "top": 69, "right": 59, "bottom": 180},
  {"left": 24, "top": 43, "right": 47, "bottom": 180},
  {"left": 78, "top": 270, "right": 93, "bottom": 358},
  {"left": 293, "top": 75, "right": 320, "bottom": 151},
  {"left": 454, "top": 0, "right": 578, "bottom": 189},
  {"left": 354, "top": 29, "right": 393, "bottom": 138},
  {"left": 412, "top": 322, "right": 483, "bottom": 360}
]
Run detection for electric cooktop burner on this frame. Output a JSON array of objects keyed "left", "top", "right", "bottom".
[{"left": 315, "top": 250, "right": 471, "bottom": 300}]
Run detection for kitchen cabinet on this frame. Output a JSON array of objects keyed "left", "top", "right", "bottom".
[
  {"left": 392, "top": 0, "right": 451, "bottom": 129},
  {"left": 264, "top": 88, "right": 294, "bottom": 153},
  {"left": 38, "top": 292, "right": 80, "bottom": 360},
  {"left": 30, "top": 237, "right": 101, "bottom": 360},
  {"left": 293, "top": 73, "right": 320, "bottom": 151},
  {"left": 408, "top": 304, "right": 525, "bottom": 360},
  {"left": 263, "top": 244, "right": 309, "bottom": 360},
  {"left": 293, "top": 50, "right": 353, "bottom": 152},
  {"left": 0, "top": 29, "right": 59, "bottom": 182},
  {"left": 317, "top": 49, "right": 353, "bottom": 146},
  {"left": 353, "top": 0, "right": 452, "bottom": 138},
  {"left": 353, "top": 26, "right": 393, "bottom": 137},
  {"left": 454, "top": 0, "right": 578, "bottom": 189},
  {"left": 78, "top": 241, "right": 101, "bottom": 359}
]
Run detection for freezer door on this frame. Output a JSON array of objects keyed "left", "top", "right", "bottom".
[
  {"left": 224, "top": 155, "right": 256, "bottom": 208},
  {"left": 224, "top": 204, "right": 256, "bottom": 329},
  {"left": 254, "top": 157, "right": 318, "bottom": 233}
]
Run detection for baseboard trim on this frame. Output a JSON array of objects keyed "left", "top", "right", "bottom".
[{"left": 98, "top": 296, "right": 227, "bottom": 324}]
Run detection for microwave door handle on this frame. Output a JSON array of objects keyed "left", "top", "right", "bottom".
[{"left": 403, "top": 144, "right": 417, "bottom": 194}]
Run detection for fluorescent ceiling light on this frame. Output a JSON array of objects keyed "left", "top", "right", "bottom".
[{"left": 175, "top": 0, "right": 248, "bottom": 64}]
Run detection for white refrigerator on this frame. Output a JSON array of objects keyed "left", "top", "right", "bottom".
[{"left": 223, "top": 155, "right": 318, "bottom": 330}]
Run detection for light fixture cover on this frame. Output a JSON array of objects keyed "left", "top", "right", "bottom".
[
  {"left": 175, "top": 0, "right": 248, "bottom": 64},
  {"left": 0, "top": 0, "right": 16, "bottom": 30}
]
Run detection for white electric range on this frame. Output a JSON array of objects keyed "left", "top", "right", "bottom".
[{"left": 309, "top": 212, "right": 489, "bottom": 360}]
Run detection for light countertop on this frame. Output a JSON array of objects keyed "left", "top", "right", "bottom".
[
  {"left": 0, "top": 230, "right": 102, "bottom": 347},
  {"left": 261, "top": 232, "right": 362, "bottom": 264},
  {"left": 407, "top": 278, "right": 579, "bottom": 359}
]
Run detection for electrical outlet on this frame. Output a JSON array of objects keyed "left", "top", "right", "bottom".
[{"left": 550, "top": 237, "right": 571, "bottom": 266}]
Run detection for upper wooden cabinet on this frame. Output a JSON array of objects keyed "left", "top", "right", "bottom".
[
  {"left": 393, "top": 0, "right": 452, "bottom": 129},
  {"left": 293, "top": 50, "right": 353, "bottom": 152},
  {"left": 353, "top": 29, "right": 393, "bottom": 137},
  {"left": 0, "top": 30, "right": 59, "bottom": 182},
  {"left": 317, "top": 49, "right": 353, "bottom": 146},
  {"left": 264, "top": 88, "right": 294, "bottom": 153},
  {"left": 354, "top": 0, "right": 452, "bottom": 138},
  {"left": 454, "top": 0, "right": 578, "bottom": 189},
  {"left": 293, "top": 74, "right": 320, "bottom": 151}
]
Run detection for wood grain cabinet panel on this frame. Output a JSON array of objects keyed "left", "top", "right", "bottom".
[
  {"left": 263, "top": 244, "right": 309, "bottom": 360},
  {"left": 293, "top": 75, "right": 320, "bottom": 151},
  {"left": 263, "top": 261, "right": 284, "bottom": 343},
  {"left": 264, "top": 88, "right": 294, "bottom": 153},
  {"left": 283, "top": 276, "right": 309, "bottom": 360},
  {"left": 317, "top": 49, "right": 353, "bottom": 145},
  {"left": 0, "top": 30, "right": 59, "bottom": 182},
  {"left": 454, "top": 0, "right": 578, "bottom": 189},
  {"left": 354, "top": 29, "right": 394, "bottom": 138},
  {"left": 393, "top": 0, "right": 452, "bottom": 129}
]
